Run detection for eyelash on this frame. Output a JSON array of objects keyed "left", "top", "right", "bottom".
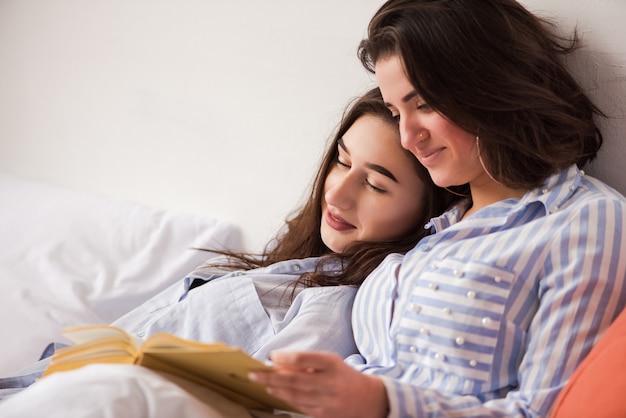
[
  {"left": 390, "top": 101, "right": 431, "bottom": 122},
  {"left": 335, "top": 157, "right": 387, "bottom": 194}
]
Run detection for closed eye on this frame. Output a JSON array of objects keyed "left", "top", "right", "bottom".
[
  {"left": 366, "top": 181, "right": 387, "bottom": 194},
  {"left": 336, "top": 155, "right": 350, "bottom": 168}
]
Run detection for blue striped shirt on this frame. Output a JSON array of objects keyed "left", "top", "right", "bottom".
[{"left": 347, "top": 165, "right": 626, "bottom": 417}]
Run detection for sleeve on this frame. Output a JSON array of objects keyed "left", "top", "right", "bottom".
[
  {"left": 550, "top": 306, "right": 626, "bottom": 417},
  {"left": 382, "top": 197, "right": 626, "bottom": 418}
]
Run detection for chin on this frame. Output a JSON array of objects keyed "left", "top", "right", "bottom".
[{"left": 321, "top": 236, "right": 345, "bottom": 254}]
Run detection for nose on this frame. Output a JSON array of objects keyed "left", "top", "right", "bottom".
[
  {"left": 399, "top": 114, "right": 426, "bottom": 151},
  {"left": 324, "top": 172, "right": 355, "bottom": 211}
]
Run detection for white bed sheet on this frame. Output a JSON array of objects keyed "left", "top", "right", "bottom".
[
  {"left": 0, "top": 173, "right": 242, "bottom": 377},
  {"left": 0, "top": 364, "right": 254, "bottom": 418}
]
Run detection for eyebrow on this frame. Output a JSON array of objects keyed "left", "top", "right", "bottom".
[
  {"left": 337, "top": 138, "right": 399, "bottom": 183},
  {"left": 383, "top": 90, "right": 420, "bottom": 108}
]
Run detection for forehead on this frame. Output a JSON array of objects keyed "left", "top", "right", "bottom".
[
  {"left": 341, "top": 115, "right": 413, "bottom": 166},
  {"left": 374, "top": 55, "right": 415, "bottom": 104}
]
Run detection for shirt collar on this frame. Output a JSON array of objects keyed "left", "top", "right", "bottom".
[
  {"left": 426, "top": 164, "right": 584, "bottom": 232},
  {"left": 522, "top": 164, "right": 584, "bottom": 214}
]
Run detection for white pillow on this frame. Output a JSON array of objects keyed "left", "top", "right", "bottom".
[{"left": 0, "top": 173, "right": 242, "bottom": 376}]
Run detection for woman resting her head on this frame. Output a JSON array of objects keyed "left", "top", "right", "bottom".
[
  {"left": 0, "top": 87, "right": 455, "bottom": 402},
  {"left": 250, "top": 1, "right": 626, "bottom": 417}
]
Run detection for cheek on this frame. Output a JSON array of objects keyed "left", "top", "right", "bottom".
[
  {"left": 367, "top": 196, "right": 424, "bottom": 240},
  {"left": 395, "top": 196, "right": 424, "bottom": 228},
  {"left": 443, "top": 124, "right": 477, "bottom": 154}
]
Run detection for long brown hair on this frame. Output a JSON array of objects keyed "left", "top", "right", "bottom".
[
  {"left": 207, "top": 87, "right": 456, "bottom": 287},
  {"left": 358, "top": 0, "right": 604, "bottom": 190}
]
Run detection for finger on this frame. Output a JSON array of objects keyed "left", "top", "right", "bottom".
[
  {"left": 249, "top": 368, "right": 325, "bottom": 392},
  {"left": 270, "top": 351, "right": 341, "bottom": 370},
  {"left": 264, "top": 384, "right": 332, "bottom": 411}
]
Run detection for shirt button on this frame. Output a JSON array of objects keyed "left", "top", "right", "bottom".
[
  {"left": 431, "top": 263, "right": 439, "bottom": 270},
  {"left": 482, "top": 317, "right": 492, "bottom": 326},
  {"left": 410, "top": 346, "right": 417, "bottom": 353},
  {"left": 410, "top": 304, "right": 421, "bottom": 313},
  {"left": 455, "top": 336, "right": 465, "bottom": 346},
  {"left": 569, "top": 185, "right": 575, "bottom": 191},
  {"left": 419, "top": 244, "right": 431, "bottom": 252},
  {"left": 443, "top": 307, "right": 452, "bottom": 315},
  {"left": 494, "top": 276, "right": 502, "bottom": 283},
  {"left": 292, "top": 265, "right": 301, "bottom": 272},
  {"left": 420, "top": 328, "right": 430, "bottom": 335},
  {"left": 434, "top": 353, "right": 445, "bottom": 361},
  {"left": 469, "top": 359, "right": 477, "bottom": 367},
  {"left": 428, "top": 283, "right": 439, "bottom": 291},
  {"left": 453, "top": 269, "right": 464, "bottom": 278},
  {"left": 466, "top": 290, "right": 476, "bottom": 299}
]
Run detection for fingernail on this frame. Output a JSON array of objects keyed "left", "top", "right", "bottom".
[{"left": 248, "top": 372, "right": 259, "bottom": 382}]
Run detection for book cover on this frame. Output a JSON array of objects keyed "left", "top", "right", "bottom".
[{"left": 42, "top": 325, "right": 298, "bottom": 413}]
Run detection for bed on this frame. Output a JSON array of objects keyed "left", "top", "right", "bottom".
[
  {"left": 0, "top": 172, "right": 242, "bottom": 378},
  {"left": 0, "top": 0, "right": 624, "bottom": 416}
]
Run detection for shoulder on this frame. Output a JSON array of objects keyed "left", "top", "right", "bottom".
[{"left": 557, "top": 173, "right": 626, "bottom": 224}]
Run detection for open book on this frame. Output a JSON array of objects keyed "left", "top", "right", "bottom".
[{"left": 42, "top": 325, "right": 298, "bottom": 413}]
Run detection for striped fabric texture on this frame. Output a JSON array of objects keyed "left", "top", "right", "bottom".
[{"left": 347, "top": 165, "right": 626, "bottom": 417}]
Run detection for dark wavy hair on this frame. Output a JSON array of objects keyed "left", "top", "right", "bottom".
[
  {"left": 206, "top": 87, "right": 456, "bottom": 287},
  {"left": 358, "top": 0, "right": 604, "bottom": 190}
]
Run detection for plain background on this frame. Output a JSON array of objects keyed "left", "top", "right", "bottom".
[{"left": 1, "top": 0, "right": 624, "bottom": 251}]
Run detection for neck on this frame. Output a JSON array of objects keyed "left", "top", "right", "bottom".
[{"left": 463, "top": 178, "right": 527, "bottom": 219}]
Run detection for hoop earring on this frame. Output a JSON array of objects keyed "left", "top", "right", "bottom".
[{"left": 476, "top": 134, "right": 499, "bottom": 184}]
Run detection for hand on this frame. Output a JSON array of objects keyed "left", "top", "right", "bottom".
[{"left": 248, "top": 351, "right": 388, "bottom": 418}]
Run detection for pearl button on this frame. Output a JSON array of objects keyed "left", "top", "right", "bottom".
[
  {"left": 482, "top": 317, "right": 492, "bottom": 326},
  {"left": 466, "top": 290, "right": 476, "bottom": 299},
  {"left": 455, "top": 336, "right": 465, "bottom": 345},
  {"left": 453, "top": 269, "right": 464, "bottom": 278},
  {"left": 410, "top": 346, "right": 417, "bottom": 352},
  {"left": 429, "top": 283, "right": 439, "bottom": 291},
  {"left": 434, "top": 353, "right": 445, "bottom": 361},
  {"left": 580, "top": 170, "right": 585, "bottom": 176},
  {"left": 569, "top": 185, "right": 575, "bottom": 191},
  {"left": 420, "top": 328, "right": 430, "bottom": 335},
  {"left": 293, "top": 265, "right": 301, "bottom": 271},
  {"left": 469, "top": 359, "right": 477, "bottom": 367},
  {"left": 542, "top": 188, "right": 549, "bottom": 194},
  {"left": 431, "top": 263, "right": 439, "bottom": 270},
  {"left": 410, "top": 304, "right": 421, "bottom": 313},
  {"left": 443, "top": 307, "right": 452, "bottom": 315},
  {"left": 494, "top": 276, "right": 502, "bottom": 283}
]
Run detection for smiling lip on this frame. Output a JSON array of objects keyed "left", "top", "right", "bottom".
[
  {"left": 325, "top": 210, "right": 356, "bottom": 231},
  {"left": 417, "top": 147, "right": 445, "bottom": 167}
]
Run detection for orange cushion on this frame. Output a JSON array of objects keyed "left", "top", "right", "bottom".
[{"left": 551, "top": 308, "right": 626, "bottom": 418}]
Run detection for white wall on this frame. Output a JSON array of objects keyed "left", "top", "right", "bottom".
[
  {"left": 520, "top": 0, "right": 626, "bottom": 193},
  {"left": 1, "top": 0, "right": 624, "bottom": 251}
]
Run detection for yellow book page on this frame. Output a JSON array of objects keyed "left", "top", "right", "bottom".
[
  {"left": 51, "top": 334, "right": 137, "bottom": 357},
  {"left": 42, "top": 355, "right": 136, "bottom": 377},
  {"left": 41, "top": 325, "right": 140, "bottom": 378},
  {"left": 61, "top": 324, "right": 136, "bottom": 345},
  {"left": 140, "top": 332, "right": 229, "bottom": 351},
  {"left": 138, "top": 344, "right": 298, "bottom": 413}
]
